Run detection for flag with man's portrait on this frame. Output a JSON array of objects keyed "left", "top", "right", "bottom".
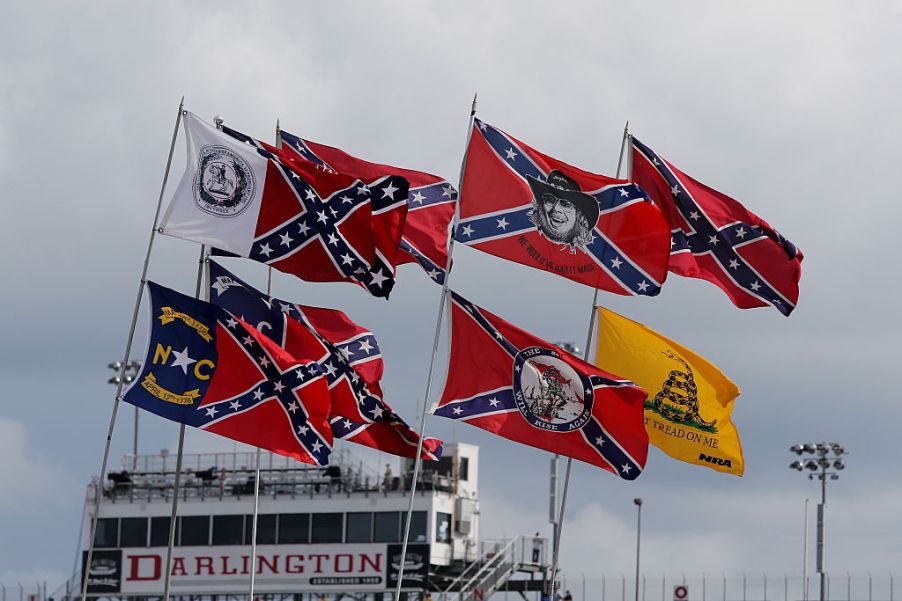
[{"left": 455, "top": 119, "right": 671, "bottom": 296}]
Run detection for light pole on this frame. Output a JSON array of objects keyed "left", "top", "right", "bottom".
[
  {"left": 634, "top": 498, "right": 642, "bottom": 601},
  {"left": 108, "top": 360, "right": 142, "bottom": 469},
  {"left": 789, "top": 442, "right": 847, "bottom": 601}
]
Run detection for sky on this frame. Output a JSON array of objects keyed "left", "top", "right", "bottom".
[{"left": 2, "top": 0, "right": 902, "bottom": 593}]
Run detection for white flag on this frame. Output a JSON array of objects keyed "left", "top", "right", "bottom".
[{"left": 160, "top": 112, "right": 269, "bottom": 255}]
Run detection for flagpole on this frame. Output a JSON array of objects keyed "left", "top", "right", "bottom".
[
  {"left": 247, "top": 120, "right": 280, "bottom": 601},
  {"left": 161, "top": 245, "right": 208, "bottom": 601},
  {"left": 548, "top": 121, "right": 631, "bottom": 599},
  {"left": 394, "top": 93, "right": 477, "bottom": 600},
  {"left": 79, "top": 96, "right": 184, "bottom": 601}
]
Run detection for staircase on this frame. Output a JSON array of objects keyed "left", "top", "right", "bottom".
[{"left": 441, "top": 536, "right": 541, "bottom": 601}]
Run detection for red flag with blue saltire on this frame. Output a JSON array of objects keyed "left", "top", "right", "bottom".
[
  {"left": 631, "top": 137, "right": 803, "bottom": 316},
  {"left": 433, "top": 291, "right": 648, "bottom": 479},
  {"left": 209, "top": 261, "right": 442, "bottom": 460},
  {"left": 123, "top": 281, "right": 333, "bottom": 465},
  {"left": 455, "top": 119, "right": 671, "bottom": 296},
  {"left": 278, "top": 130, "right": 456, "bottom": 284}
]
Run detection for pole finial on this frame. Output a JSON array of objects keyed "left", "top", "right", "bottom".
[
  {"left": 213, "top": 115, "right": 224, "bottom": 129},
  {"left": 470, "top": 92, "right": 478, "bottom": 117}
]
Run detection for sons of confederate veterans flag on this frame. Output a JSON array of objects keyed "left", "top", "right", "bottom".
[
  {"left": 278, "top": 129, "right": 456, "bottom": 284},
  {"left": 455, "top": 119, "right": 671, "bottom": 296},
  {"left": 159, "top": 112, "right": 408, "bottom": 298},
  {"left": 123, "top": 282, "right": 333, "bottom": 465},
  {"left": 433, "top": 291, "right": 648, "bottom": 478},
  {"left": 631, "top": 137, "right": 803, "bottom": 315},
  {"left": 208, "top": 261, "right": 442, "bottom": 460}
]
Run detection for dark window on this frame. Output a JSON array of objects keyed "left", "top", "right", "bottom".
[
  {"left": 458, "top": 457, "right": 469, "bottom": 481},
  {"left": 279, "top": 513, "right": 309, "bottom": 544},
  {"left": 245, "top": 514, "right": 278, "bottom": 545},
  {"left": 436, "top": 512, "right": 451, "bottom": 543},
  {"left": 93, "top": 518, "right": 119, "bottom": 548},
  {"left": 212, "top": 515, "right": 244, "bottom": 546},
  {"left": 402, "top": 511, "right": 428, "bottom": 543},
  {"left": 311, "top": 513, "right": 343, "bottom": 543},
  {"left": 120, "top": 518, "right": 148, "bottom": 547},
  {"left": 374, "top": 511, "right": 400, "bottom": 543},
  {"left": 150, "top": 516, "right": 171, "bottom": 547},
  {"left": 436, "top": 456, "right": 453, "bottom": 476},
  {"left": 179, "top": 516, "right": 210, "bottom": 546},
  {"left": 346, "top": 512, "right": 373, "bottom": 543}
]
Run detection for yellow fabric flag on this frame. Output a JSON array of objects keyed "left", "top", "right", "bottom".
[{"left": 595, "top": 307, "right": 744, "bottom": 476}]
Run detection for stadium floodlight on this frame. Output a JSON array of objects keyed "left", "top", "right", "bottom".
[
  {"left": 788, "top": 442, "right": 847, "bottom": 601},
  {"left": 107, "top": 360, "right": 143, "bottom": 469}
]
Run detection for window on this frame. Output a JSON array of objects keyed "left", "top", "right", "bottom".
[
  {"left": 311, "top": 513, "right": 343, "bottom": 543},
  {"left": 458, "top": 457, "right": 469, "bottom": 481},
  {"left": 93, "top": 518, "right": 118, "bottom": 548},
  {"left": 436, "top": 512, "right": 451, "bottom": 543},
  {"left": 279, "top": 513, "right": 309, "bottom": 544},
  {"left": 346, "top": 512, "right": 373, "bottom": 543},
  {"left": 120, "top": 518, "right": 148, "bottom": 547},
  {"left": 212, "top": 515, "right": 244, "bottom": 546},
  {"left": 245, "top": 514, "right": 278, "bottom": 545},
  {"left": 402, "top": 511, "right": 427, "bottom": 543},
  {"left": 150, "top": 516, "right": 171, "bottom": 547},
  {"left": 374, "top": 511, "right": 400, "bottom": 543},
  {"left": 180, "top": 516, "right": 210, "bottom": 546}
]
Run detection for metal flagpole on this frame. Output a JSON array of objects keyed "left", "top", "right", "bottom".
[
  {"left": 80, "top": 96, "right": 185, "bottom": 601},
  {"left": 548, "top": 121, "right": 631, "bottom": 599},
  {"left": 247, "top": 120, "right": 280, "bottom": 601},
  {"left": 394, "top": 93, "right": 478, "bottom": 600},
  {"left": 161, "top": 245, "right": 208, "bottom": 601}
]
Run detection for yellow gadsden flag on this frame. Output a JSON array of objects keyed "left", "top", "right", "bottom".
[{"left": 595, "top": 307, "right": 744, "bottom": 476}]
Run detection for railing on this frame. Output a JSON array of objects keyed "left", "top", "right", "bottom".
[
  {"left": 89, "top": 450, "right": 452, "bottom": 504},
  {"left": 0, "top": 582, "right": 46, "bottom": 601},
  {"left": 542, "top": 573, "right": 900, "bottom": 601},
  {"left": 443, "top": 536, "right": 533, "bottom": 601}
]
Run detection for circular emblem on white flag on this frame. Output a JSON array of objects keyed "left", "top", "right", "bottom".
[
  {"left": 194, "top": 145, "right": 256, "bottom": 217},
  {"left": 513, "top": 346, "right": 592, "bottom": 431}
]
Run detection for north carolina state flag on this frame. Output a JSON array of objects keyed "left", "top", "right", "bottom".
[
  {"left": 631, "top": 137, "right": 803, "bottom": 315},
  {"left": 278, "top": 129, "right": 456, "bottom": 284},
  {"left": 433, "top": 291, "right": 648, "bottom": 479},
  {"left": 160, "top": 112, "right": 405, "bottom": 298},
  {"left": 455, "top": 119, "right": 671, "bottom": 296},
  {"left": 209, "top": 261, "right": 442, "bottom": 460},
  {"left": 123, "top": 282, "right": 333, "bottom": 465}
]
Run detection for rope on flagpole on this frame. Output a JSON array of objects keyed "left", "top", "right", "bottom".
[
  {"left": 548, "top": 121, "right": 631, "bottom": 599},
  {"left": 80, "top": 96, "right": 185, "bottom": 601},
  {"left": 394, "top": 93, "right": 478, "bottom": 600},
  {"left": 247, "top": 119, "right": 281, "bottom": 601},
  {"left": 161, "top": 244, "right": 208, "bottom": 601}
]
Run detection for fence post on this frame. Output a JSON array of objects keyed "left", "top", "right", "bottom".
[
  {"left": 703, "top": 573, "right": 706, "bottom": 601},
  {"left": 742, "top": 573, "right": 747, "bottom": 601},
  {"left": 661, "top": 574, "right": 665, "bottom": 601},
  {"left": 890, "top": 572, "right": 894, "bottom": 601},
  {"left": 622, "top": 573, "right": 626, "bottom": 601},
  {"left": 846, "top": 573, "right": 850, "bottom": 601},
  {"left": 582, "top": 574, "right": 586, "bottom": 601},
  {"left": 603, "top": 575, "right": 606, "bottom": 601},
  {"left": 868, "top": 571, "right": 872, "bottom": 601},
  {"left": 784, "top": 573, "right": 788, "bottom": 601},
  {"left": 723, "top": 573, "right": 727, "bottom": 601}
]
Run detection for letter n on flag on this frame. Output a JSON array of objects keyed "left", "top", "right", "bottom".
[{"left": 432, "top": 291, "right": 648, "bottom": 479}]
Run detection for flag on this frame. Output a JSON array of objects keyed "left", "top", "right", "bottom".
[
  {"left": 455, "top": 119, "right": 671, "bottom": 296},
  {"left": 595, "top": 306, "right": 743, "bottom": 476},
  {"left": 631, "top": 137, "right": 803, "bottom": 316},
  {"left": 279, "top": 130, "right": 457, "bottom": 284},
  {"left": 433, "top": 291, "right": 648, "bottom": 479},
  {"left": 159, "top": 112, "right": 405, "bottom": 298},
  {"left": 123, "top": 281, "right": 333, "bottom": 465},
  {"left": 209, "top": 261, "right": 442, "bottom": 460}
]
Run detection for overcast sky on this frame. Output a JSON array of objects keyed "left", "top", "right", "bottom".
[{"left": 2, "top": 0, "right": 902, "bottom": 593}]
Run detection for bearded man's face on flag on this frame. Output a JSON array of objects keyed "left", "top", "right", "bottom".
[{"left": 540, "top": 193, "right": 581, "bottom": 238}]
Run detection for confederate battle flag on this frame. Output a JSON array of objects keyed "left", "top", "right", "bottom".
[
  {"left": 209, "top": 261, "right": 442, "bottom": 460},
  {"left": 455, "top": 119, "right": 671, "bottom": 296},
  {"left": 278, "top": 129, "right": 457, "bottom": 284},
  {"left": 432, "top": 291, "right": 649, "bottom": 479},
  {"left": 123, "top": 282, "right": 333, "bottom": 465},
  {"left": 631, "top": 137, "right": 803, "bottom": 315}
]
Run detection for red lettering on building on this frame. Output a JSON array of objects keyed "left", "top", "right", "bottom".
[
  {"left": 285, "top": 555, "right": 304, "bottom": 574},
  {"left": 126, "top": 555, "right": 161, "bottom": 581},
  {"left": 257, "top": 554, "right": 279, "bottom": 574},
  {"left": 171, "top": 557, "right": 187, "bottom": 576},
  {"left": 221, "top": 556, "right": 238, "bottom": 575},
  {"left": 195, "top": 556, "right": 214, "bottom": 575},
  {"left": 359, "top": 553, "right": 382, "bottom": 573},
  {"left": 334, "top": 554, "right": 353, "bottom": 573},
  {"left": 309, "top": 554, "right": 329, "bottom": 573}
]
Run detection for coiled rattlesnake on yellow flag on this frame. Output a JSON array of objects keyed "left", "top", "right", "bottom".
[{"left": 652, "top": 351, "right": 717, "bottom": 429}]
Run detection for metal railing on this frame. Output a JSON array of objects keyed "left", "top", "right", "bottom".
[{"left": 443, "top": 536, "right": 534, "bottom": 601}]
